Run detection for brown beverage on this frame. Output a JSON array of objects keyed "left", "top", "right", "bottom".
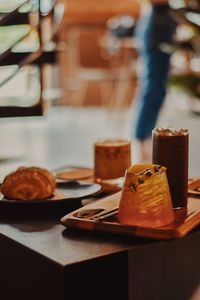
[
  {"left": 152, "top": 127, "right": 189, "bottom": 208},
  {"left": 94, "top": 139, "right": 131, "bottom": 183}
]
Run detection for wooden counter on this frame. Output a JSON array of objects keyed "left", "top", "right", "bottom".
[
  {"left": 0, "top": 107, "right": 200, "bottom": 300},
  {"left": 1, "top": 199, "right": 200, "bottom": 300}
]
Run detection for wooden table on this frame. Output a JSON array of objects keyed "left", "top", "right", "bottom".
[
  {"left": 0, "top": 107, "right": 200, "bottom": 300},
  {"left": 1, "top": 196, "right": 200, "bottom": 300}
]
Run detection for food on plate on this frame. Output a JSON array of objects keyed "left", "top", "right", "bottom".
[
  {"left": 118, "top": 164, "right": 174, "bottom": 228},
  {"left": 1, "top": 166, "right": 56, "bottom": 200}
]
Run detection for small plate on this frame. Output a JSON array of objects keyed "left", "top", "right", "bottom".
[
  {"left": 0, "top": 181, "right": 102, "bottom": 204},
  {"left": 54, "top": 166, "right": 93, "bottom": 181},
  {"left": 54, "top": 166, "right": 122, "bottom": 193}
]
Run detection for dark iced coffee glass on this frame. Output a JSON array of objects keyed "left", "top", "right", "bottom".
[{"left": 152, "top": 127, "right": 189, "bottom": 208}]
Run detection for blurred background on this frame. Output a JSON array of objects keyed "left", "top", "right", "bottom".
[{"left": 0, "top": 0, "right": 200, "bottom": 179}]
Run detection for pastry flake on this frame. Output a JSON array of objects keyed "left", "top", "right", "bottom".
[{"left": 1, "top": 166, "right": 56, "bottom": 200}]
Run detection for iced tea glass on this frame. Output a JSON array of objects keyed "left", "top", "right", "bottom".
[
  {"left": 118, "top": 164, "right": 175, "bottom": 228},
  {"left": 94, "top": 139, "right": 131, "bottom": 186}
]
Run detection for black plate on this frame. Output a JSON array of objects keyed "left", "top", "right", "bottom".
[{"left": 0, "top": 181, "right": 102, "bottom": 203}]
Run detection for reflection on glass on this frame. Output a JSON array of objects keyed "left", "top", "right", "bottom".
[{"left": 0, "top": 65, "right": 40, "bottom": 107}]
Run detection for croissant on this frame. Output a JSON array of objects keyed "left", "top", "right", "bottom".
[{"left": 1, "top": 167, "right": 56, "bottom": 200}]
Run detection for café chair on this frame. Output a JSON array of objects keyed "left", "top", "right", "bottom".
[{"left": 60, "top": 23, "right": 137, "bottom": 112}]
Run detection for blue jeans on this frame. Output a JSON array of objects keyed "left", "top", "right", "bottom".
[{"left": 134, "top": 4, "right": 177, "bottom": 140}]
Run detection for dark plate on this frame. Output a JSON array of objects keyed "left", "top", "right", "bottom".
[{"left": 0, "top": 181, "right": 102, "bottom": 204}]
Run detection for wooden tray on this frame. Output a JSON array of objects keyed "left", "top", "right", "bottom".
[
  {"left": 61, "top": 191, "right": 200, "bottom": 240},
  {"left": 188, "top": 177, "right": 200, "bottom": 197}
]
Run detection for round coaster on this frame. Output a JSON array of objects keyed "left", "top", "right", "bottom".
[{"left": 56, "top": 168, "right": 93, "bottom": 181}]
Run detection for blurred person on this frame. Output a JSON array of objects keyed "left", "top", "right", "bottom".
[{"left": 133, "top": 0, "right": 177, "bottom": 162}]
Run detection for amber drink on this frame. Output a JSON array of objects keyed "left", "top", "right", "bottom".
[
  {"left": 94, "top": 139, "right": 131, "bottom": 186},
  {"left": 118, "top": 164, "right": 174, "bottom": 228},
  {"left": 152, "top": 127, "right": 189, "bottom": 208}
]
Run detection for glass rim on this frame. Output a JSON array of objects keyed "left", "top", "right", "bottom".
[{"left": 152, "top": 127, "right": 189, "bottom": 136}]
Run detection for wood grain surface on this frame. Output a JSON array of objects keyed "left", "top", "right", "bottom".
[{"left": 61, "top": 191, "right": 200, "bottom": 240}]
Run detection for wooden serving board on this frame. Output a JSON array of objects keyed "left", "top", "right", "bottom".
[
  {"left": 188, "top": 177, "right": 200, "bottom": 197},
  {"left": 61, "top": 192, "right": 200, "bottom": 240}
]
